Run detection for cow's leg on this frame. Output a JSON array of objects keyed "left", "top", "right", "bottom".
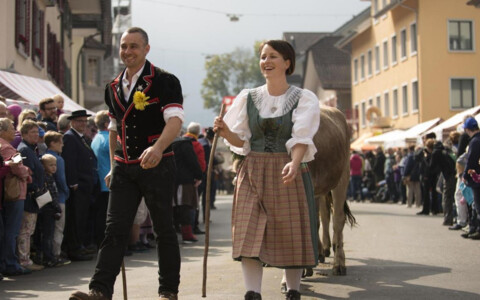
[
  {"left": 318, "top": 194, "right": 331, "bottom": 262},
  {"left": 331, "top": 166, "right": 349, "bottom": 276}
]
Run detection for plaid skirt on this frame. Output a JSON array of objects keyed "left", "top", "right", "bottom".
[{"left": 232, "top": 151, "right": 318, "bottom": 268}]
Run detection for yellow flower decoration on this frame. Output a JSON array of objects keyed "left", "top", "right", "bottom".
[{"left": 133, "top": 91, "right": 150, "bottom": 111}]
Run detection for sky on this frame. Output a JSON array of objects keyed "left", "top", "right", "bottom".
[{"left": 131, "top": 0, "right": 371, "bottom": 128}]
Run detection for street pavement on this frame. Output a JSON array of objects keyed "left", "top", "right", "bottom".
[{"left": 1, "top": 194, "right": 480, "bottom": 299}]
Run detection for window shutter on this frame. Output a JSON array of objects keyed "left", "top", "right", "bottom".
[
  {"left": 25, "top": 0, "right": 31, "bottom": 56},
  {"left": 15, "top": 0, "right": 20, "bottom": 49},
  {"left": 40, "top": 10, "right": 45, "bottom": 67},
  {"left": 60, "top": 48, "right": 65, "bottom": 89},
  {"left": 32, "top": 1, "right": 37, "bottom": 57},
  {"left": 47, "top": 24, "right": 52, "bottom": 75}
]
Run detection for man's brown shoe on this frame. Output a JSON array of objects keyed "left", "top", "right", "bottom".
[
  {"left": 69, "top": 289, "right": 110, "bottom": 300},
  {"left": 159, "top": 291, "right": 178, "bottom": 300}
]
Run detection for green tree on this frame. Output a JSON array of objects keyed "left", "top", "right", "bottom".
[{"left": 201, "top": 43, "right": 264, "bottom": 113}]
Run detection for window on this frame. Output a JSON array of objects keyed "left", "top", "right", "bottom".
[
  {"left": 451, "top": 79, "right": 475, "bottom": 109},
  {"left": 373, "top": 0, "right": 379, "bottom": 15},
  {"left": 361, "top": 101, "right": 366, "bottom": 127},
  {"left": 402, "top": 84, "right": 408, "bottom": 115},
  {"left": 47, "top": 25, "right": 65, "bottom": 90},
  {"left": 376, "top": 95, "right": 381, "bottom": 111},
  {"left": 353, "top": 58, "right": 358, "bottom": 83},
  {"left": 15, "top": 0, "right": 31, "bottom": 56},
  {"left": 87, "top": 56, "right": 101, "bottom": 87},
  {"left": 393, "top": 89, "right": 398, "bottom": 117},
  {"left": 382, "top": 0, "right": 388, "bottom": 8},
  {"left": 391, "top": 35, "right": 397, "bottom": 64},
  {"left": 449, "top": 20, "right": 473, "bottom": 51},
  {"left": 360, "top": 54, "right": 365, "bottom": 80},
  {"left": 410, "top": 23, "right": 417, "bottom": 54},
  {"left": 401, "top": 29, "right": 407, "bottom": 59},
  {"left": 375, "top": 45, "right": 380, "bottom": 73},
  {"left": 412, "top": 80, "right": 419, "bottom": 112},
  {"left": 368, "top": 98, "right": 373, "bottom": 107},
  {"left": 383, "top": 40, "right": 389, "bottom": 69},
  {"left": 384, "top": 91, "right": 390, "bottom": 117},
  {"left": 367, "top": 49, "right": 373, "bottom": 76}
]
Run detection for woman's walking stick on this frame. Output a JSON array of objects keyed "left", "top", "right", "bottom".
[
  {"left": 202, "top": 103, "right": 226, "bottom": 297},
  {"left": 122, "top": 260, "right": 128, "bottom": 300}
]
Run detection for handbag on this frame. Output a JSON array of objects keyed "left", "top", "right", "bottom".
[
  {"left": 4, "top": 173, "right": 21, "bottom": 201},
  {"left": 35, "top": 190, "right": 52, "bottom": 209}
]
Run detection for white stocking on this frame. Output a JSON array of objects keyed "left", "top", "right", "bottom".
[
  {"left": 285, "top": 269, "right": 303, "bottom": 291},
  {"left": 241, "top": 258, "right": 263, "bottom": 293}
]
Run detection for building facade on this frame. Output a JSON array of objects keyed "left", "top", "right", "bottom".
[
  {"left": 342, "top": 0, "right": 480, "bottom": 138},
  {"left": 0, "top": 0, "right": 111, "bottom": 110}
]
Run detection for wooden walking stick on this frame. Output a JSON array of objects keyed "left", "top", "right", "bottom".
[
  {"left": 121, "top": 260, "right": 128, "bottom": 300},
  {"left": 202, "top": 103, "right": 226, "bottom": 297}
]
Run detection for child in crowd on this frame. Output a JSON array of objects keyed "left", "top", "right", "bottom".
[
  {"left": 36, "top": 154, "right": 62, "bottom": 267},
  {"left": 44, "top": 131, "right": 70, "bottom": 265},
  {"left": 451, "top": 153, "right": 470, "bottom": 230}
]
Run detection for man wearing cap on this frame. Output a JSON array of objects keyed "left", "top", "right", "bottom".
[
  {"left": 62, "top": 110, "right": 99, "bottom": 261},
  {"left": 462, "top": 117, "right": 480, "bottom": 240},
  {"left": 70, "top": 27, "right": 183, "bottom": 300}
]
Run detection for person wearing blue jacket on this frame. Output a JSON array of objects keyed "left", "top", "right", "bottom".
[
  {"left": 462, "top": 117, "right": 480, "bottom": 240},
  {"left": 44, "top": 131, "right": 70, "bottom": 264}
]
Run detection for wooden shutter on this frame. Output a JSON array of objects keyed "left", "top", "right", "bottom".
[
  {"left": 15, "top": 0, "right": 20, "bottom": 48},
  {"left": 32, "top": 1, "right": 37, "bottom": 57},
  {"left": 40, "top": 10, "right": 45, "bottom": 67},
  {"left": 25, "top": 0, "right": 31, "bottom": 56}
]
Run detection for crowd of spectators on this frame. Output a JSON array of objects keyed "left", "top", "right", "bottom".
[
  {"left": 0, "top": 96, "right": 225, "bottom": 281},
  {"left": 349, "top": 115, "right": 480, "bottom": 241}
]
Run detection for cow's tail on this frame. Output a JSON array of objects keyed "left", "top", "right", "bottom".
[{"left": 344, "top": 201, "right": 357, "bottom": 227}]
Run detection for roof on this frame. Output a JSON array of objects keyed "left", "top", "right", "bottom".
[
  {"left": 282, "top": 32, "right": 328, "bottom": 54},
  {"left": 333, "top": 6, "right": 371, "bottom": 36},
  {"left": 84, "top": 37, "right": 107, "bottom": 50},
  {"left": 334, "top": 6, "right": 372, "bottom": 49},
  {"left": 307, "top": 36, "right": 351, "bottom": 89}
]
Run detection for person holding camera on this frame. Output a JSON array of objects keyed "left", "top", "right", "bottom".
[{"left": 0, "top": 118, "right": 32, "bottom": 276}]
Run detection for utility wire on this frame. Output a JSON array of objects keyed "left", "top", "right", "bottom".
[{"left": 140, "top": 0, "right": 353, "bottom": 18}]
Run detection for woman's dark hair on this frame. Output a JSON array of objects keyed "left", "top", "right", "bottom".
[{"left": 259, "top": 40, "right": 296, "bottom": 75}]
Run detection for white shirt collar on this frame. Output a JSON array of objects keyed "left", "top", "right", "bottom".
[
  {"left": 122, "top": 64, "right": 146, "bottom": 101},
  {"left": 71, "top": 127, "right": 84, "bottom": 138}
]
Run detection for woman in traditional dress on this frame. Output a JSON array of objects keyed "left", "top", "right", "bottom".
[{"left": 214, "top": 40, "right": 320, "bottom": 300}]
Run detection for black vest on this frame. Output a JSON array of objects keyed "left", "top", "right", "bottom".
[{"left": 105, "top": 60, "right": 183, "bottom": 164}]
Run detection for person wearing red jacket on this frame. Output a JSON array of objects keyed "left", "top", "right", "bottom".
[
  {"left": 183, "top": 122, "right": 206, "bottom": 172},
  {"left": 350, "top": 150, "right": 364, "bottom": 201}
]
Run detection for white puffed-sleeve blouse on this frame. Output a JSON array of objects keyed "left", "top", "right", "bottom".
[{"left": 223, "top": 85, "right": 320, "bottom": 162}]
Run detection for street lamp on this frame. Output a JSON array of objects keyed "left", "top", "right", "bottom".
[{"left": 226, "top": 14, "right": 241, "bottom": 22}]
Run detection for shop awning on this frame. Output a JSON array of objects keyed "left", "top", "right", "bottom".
[
  {"left": 426, "top": 105, "right": 480, "bottom": 141},
  {"left": 365, "top": 129, "right": 406, "bottom": 149},
  {"left": 0, "top": 70, "right": 92, "bottom": 113},
  {"left": 402, "top": 117, "right": 443, "bottom": 145},
  {"left": 350, "top": 132, "right": 375, "bottom": 151}
]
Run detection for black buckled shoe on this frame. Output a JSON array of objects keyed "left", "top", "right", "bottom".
[
  {"left": 285, "top": 289, "right": 301, "bottom": 300},
  {"left": 69, "top": 289, "right": 110, "bottom": 300},
  {"left": 244, "top": 291, "right": 262, "bottom": 300},
  {"left": 158, "top": 291, "right": 178, "bottom": 300}
]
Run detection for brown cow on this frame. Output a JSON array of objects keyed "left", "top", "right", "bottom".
[{"left": 308, "top": 105, "right": 356, "bottom": 276}]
